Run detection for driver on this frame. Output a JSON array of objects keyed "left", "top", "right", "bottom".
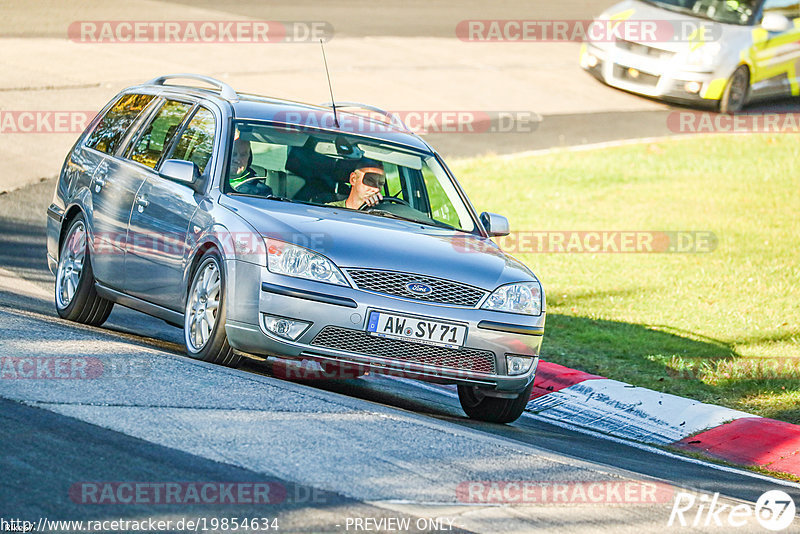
[
  {"left": 328, "top": 159, "right": 385, "bottom": 209},
  {"left": 229, "top": 138, "right": 272, "bottom": 196}
]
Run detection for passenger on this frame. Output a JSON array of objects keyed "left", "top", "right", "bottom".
[
  {"left": 328, "top": 159, "right": 385, "bottom": 209},
  {"left": 229, "top": 138, "right": 272, "bottom": 196}
]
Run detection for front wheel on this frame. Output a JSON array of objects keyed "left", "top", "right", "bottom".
[
  {"left": 184, "top": 250, "right": 241, "bottom": 367},
  {"left": 458, "top": 381, "right": 534, "bottom": 424},
  {"left": 719, "top": 65, "right": 750, "bottom": 114}
]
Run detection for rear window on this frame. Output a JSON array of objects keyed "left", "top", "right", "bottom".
[
  {"left": 85, "top": 94, "right": 154, "bottom": 155},
  {"left": 128, "top": 99, "right": 193, "bottom": 169}
]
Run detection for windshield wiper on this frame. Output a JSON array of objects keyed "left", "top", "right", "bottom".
[
  {"left": 366, "top": 209, "right": 456, "bottom": 230},
  {"left": 365, "top": 209, "right": 417, "bottom": 222},
  {"left": 265, "top": 194, "right": 294, "bottom": 202}
]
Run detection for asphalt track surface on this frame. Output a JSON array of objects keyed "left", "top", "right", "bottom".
[{"left": 2, "top": 178, "right": 799, "bottom": 533}]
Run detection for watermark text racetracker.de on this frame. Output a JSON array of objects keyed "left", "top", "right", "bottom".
[
  {"left": 274, "top": 110, "right": 542, "bottom": 134},
  {"left": 68, "top": 20, "right": 333, "bottom": 43},
  {"left": 457, "top": 480, "right": 675, "bottom": 504},
  {"left": 457, "top": 19, "right": 721, "bottom": 43},
  {"left": 0, "top": 111, "right": 96, "bottom": 134},
  {"left": 0, "top": 110, "right": 541, "bottom": 135},
  {"left": 62, "top": 230, "right": 717, "bottom": 258},
  {"left": 69, "top": 481, "right": 294, "bottom": 505},
  {"left": 668, "top": 111, "right": 800, "bottom": 134},
  {"left": 456, "top": 231, "right": 718, "bottom": 254},
  {"left": 0, "top": 356, "right": 151, "bottom": 380}
]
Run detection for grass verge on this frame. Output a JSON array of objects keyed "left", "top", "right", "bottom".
[{"left": 451, "top": 134, "right": 800, "bottom": 424}]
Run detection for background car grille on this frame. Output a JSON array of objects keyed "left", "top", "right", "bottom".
[
  {"left": 311, "top": 326, "right": 497, "bottom": 374},
  {"left": 616, "top": 39, "right": 675, "bottom": 60},
  {"left": 345, "top": 269, "right": 487, "bottom": 307},
  {"left": 613, "top": 64, "right": 660, "bottom": 87}
]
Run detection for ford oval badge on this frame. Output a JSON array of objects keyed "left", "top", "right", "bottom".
[{"left": 406, "top": 282, "right": 432, "bottom": 296}]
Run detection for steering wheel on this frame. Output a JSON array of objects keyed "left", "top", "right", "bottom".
[
  {"left": 233, "top": 175, "right": 266, "bottom": 186},
  {"left": 359, "top": 196, "right": 410, "bottom": 210}
]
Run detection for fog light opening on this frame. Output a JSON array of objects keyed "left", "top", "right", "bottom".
[
  {"left": 583, "top": 53, "right": 599, "bottom": 68},
  {"left": 684, "top": 81, "right": 702, "bottom": 94},
  {"left": 506, "top": 354, "right": 534, "bottom": 376},
  {"left": 262, "top": 314, "right": 311, "bottom": 341}
]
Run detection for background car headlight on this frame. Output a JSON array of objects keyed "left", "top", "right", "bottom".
[
  {"left": 685, "top": 42, "right": 721, "bottom": 67},
  {"left": 265, "top": 238, "right": 349, "bottom": 286},
  {"left": 481, "top": 281, "right": 543, "bottom": 315}
]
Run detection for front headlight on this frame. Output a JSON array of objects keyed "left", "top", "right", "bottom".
[
  {"left": 481, "top": 281, "right": 543, "bottom": 316},
  {"left": 265, "top": 238, "right": 349, "bottom": 286},
  {"left": 685, "top": 42, "right": 721, "bottom": 67}
]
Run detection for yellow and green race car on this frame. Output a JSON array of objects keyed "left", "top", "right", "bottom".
[{"left": 580, "top": 0, "right": 800, "bottom": 112}]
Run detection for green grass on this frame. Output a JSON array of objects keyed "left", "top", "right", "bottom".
[{"left": 451, "top": 134, "right": 800, "bottom": 424}]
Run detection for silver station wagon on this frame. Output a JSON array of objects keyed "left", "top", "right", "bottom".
[{"left": 46, "top": 74, "right": 545, "bottom": 423}]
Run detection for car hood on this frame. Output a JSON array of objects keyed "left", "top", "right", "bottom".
[
  {"left": 595, "top": 0, "right": 749, "bottom": 53},
  {"left": 220, "top": 195, "right": 536, "bottom": 291}
]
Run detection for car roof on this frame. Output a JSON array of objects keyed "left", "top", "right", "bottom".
[{"left": 125, "top": 74, "right": 433, "bottom": 153}]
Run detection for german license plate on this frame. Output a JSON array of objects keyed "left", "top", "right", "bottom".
[{"left": 366, "top": 311, "right": 466, "bottom": 349}]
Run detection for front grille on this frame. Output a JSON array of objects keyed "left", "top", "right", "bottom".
[
  {"left": 311, "top": 326, "right": 497, "bottom": 374},
  {"left": 613, "top": 64, "right": 660, "bottom": 87},
  {"left": 345, "top": 269, "right": 487, "bottom": 307},
  {"left": 616, "top": 39, "right": 675, "bottom": 60}
]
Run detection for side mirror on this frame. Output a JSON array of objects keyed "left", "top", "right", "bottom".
[
  {"left": 480, "top": 212, "right": 510, "bottom": 237},
  {"left": 160, "top": 159, "right": 201, "bottom": 190},
  {"left": 762, "top": 12, "right": 792, "bottom": 33}
]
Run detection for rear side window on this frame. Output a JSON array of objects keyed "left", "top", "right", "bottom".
[
  {"left": 85, "top": 94, "right": 154, "bottom": 155},
  {"left": 168, "top": 107, "right": 216, "bottom": 174},
  {"left": 129, "top": 100, "right": 193, "bottom": 169}
]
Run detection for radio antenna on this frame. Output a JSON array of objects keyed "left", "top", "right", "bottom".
[{"left": 320, "top": 39, "right": 339, "bottom": 128}]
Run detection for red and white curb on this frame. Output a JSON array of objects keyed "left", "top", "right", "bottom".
[
  {"left": 431, "top": 360, "right": 800, "bottom": 478},
  {"left": 527, "top": 362, "right": 800, "bottom": 478}
]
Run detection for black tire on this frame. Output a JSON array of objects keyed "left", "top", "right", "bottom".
[
  {"left": 458, "top": 381, "right": 535, "bottom": 424},
  {"left": 54, "top": 214, "right": 113, "bottom": 326},
  {"left": 719, "top": 65, "right": 750, "bottom": 114},
  {"left": 183, "top": 249, "right": 241, "bottom": 367}
]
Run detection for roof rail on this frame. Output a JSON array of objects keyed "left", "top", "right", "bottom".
[
  {"left": 322, "top": 101, "right": 409, "bottom": 131},
  {"left": 146, "top": 73, "right": 238, "bottom": 101}
]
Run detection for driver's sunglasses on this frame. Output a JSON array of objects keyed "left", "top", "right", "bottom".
[{"left": 360, "top": 171, "right": 386, "bottom": 189}]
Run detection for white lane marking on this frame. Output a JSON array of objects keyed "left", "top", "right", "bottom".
[
  {"left": 0, "top": 266, "right": 51, "bottom": 300},
  {"left": 528, "top": 378, "right": 754, "bottom": 445},
  {"left": 389, "top": 376, "right": 800, "bottom": 491}
]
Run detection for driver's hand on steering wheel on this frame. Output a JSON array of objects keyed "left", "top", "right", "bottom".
[{"left": 362, "top": 191, "right": 383, "bottom": 208}]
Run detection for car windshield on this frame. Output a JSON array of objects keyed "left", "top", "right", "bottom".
[
  {"left": 639, "top": 0, "right": 760, "bottom": 25},
  {"left": 224, "top": 122, "right": 478, "bottom": 233}
]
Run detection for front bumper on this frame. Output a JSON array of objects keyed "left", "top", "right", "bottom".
[
  {"left": 224, "top": 260, "right": 545, "bottom": 393},
  {"left": 580, "top": 41, "right": 725, "bottom": 107},
  {"left": 46, "top": 203, "right": 65, "bottom": 275}
]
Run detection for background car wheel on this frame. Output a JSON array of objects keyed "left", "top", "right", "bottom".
[
  {"left": 719, "top": 65, "right": 750, "bottom": 114},
  {"left": 457, "top": 381, "right": 534, "bottom": 424},
  {"left": 184, "top": 249, "right": 241, "bottom": 367},
  {"left": 54, "top": 214, "right": 113, "bottom": 325}
]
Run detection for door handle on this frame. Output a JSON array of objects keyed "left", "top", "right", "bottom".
[
  {"left": 135, "top": 195, "right": 150, "bottom": 212},
  {"left": 92, "top": 175, "right": 106, "bottom": 192}
]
